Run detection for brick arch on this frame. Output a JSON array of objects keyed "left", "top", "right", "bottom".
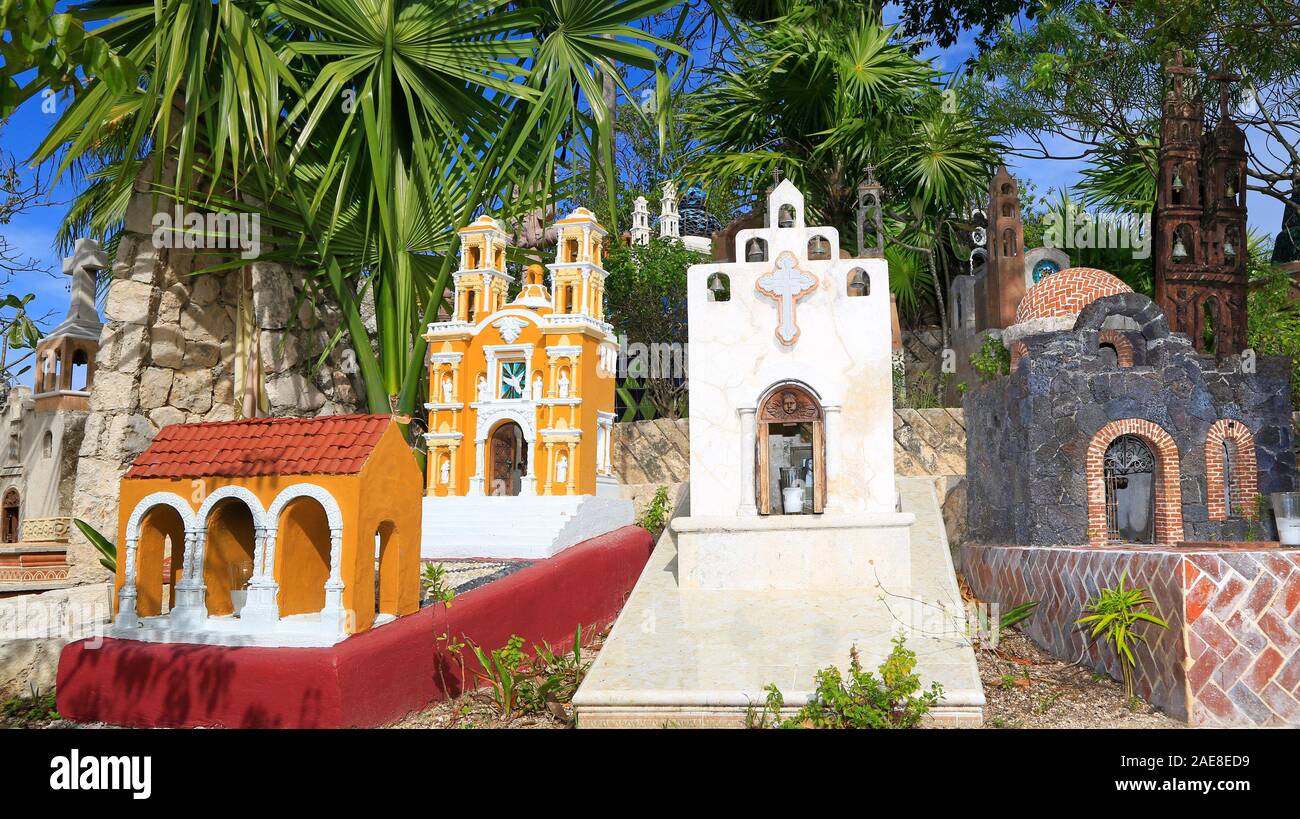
[
  {"left": 1085, "top": 419, "right": 1184, "bottom": 547},
  {"left": 1205, "top": 419, "right": 1259, "bottom": 521},
  {"left": 1009, "top": 340, "right": 1029, "bottom": 369},
  {"left": 1097, "top": 330, "right": 1135, "bottom": 367}
]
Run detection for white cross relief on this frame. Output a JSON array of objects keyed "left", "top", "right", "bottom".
[{"left": 756, "top": 251, "right": 818, "bottom": 345}]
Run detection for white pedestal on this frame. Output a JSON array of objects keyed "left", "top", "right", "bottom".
[{"left": 673, "top": 512, "right": 914, "bottom": 592}]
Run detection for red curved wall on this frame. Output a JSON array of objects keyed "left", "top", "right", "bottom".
[{"left": 56, "top": 526, "right": 653, "bottom": 728}]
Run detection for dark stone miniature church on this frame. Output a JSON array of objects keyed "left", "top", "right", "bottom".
[{"left": 965, "top": 268, "right": 1296, "bottom": 548}]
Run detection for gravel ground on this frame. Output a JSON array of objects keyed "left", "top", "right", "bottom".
[{"left": 977, "top": 630, "right": 1183, "bottom": 729}]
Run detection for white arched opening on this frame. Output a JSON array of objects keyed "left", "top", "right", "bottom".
[
  {"left": 263, "top": 483, "right": 347, "bottom": 633},
  {"left": 116, "top": 492, "right": 199, "bottom": 629}
]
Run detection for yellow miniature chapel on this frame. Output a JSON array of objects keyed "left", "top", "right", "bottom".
[{"left": 422, "top": 208, "right": 621, "bottom": 503}]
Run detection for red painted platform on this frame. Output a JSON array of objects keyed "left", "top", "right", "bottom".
[{"left": 56, "top": 526, "right": 653, "bottom": 728}]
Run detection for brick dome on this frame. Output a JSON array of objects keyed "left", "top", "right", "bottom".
[{"left": 1014, "top": 267, "right": 1133, "bottom": 323}]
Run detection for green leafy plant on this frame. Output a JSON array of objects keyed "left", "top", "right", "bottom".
[
  {"left": 421, "top": 562, "right": 455, "bottom": 609},
  {"left": 969, "top": 333, "right": 1010, "bottom": 382},
  {"left": 760, "top": 633, "right": 943, "bottom": 728},
  {"left": 1001, "top": 600, "right": 1038, "bottom": 631},
  {"left": 638, "top": 486, "right": 672, "bottom": 541},
  {"left": 73, "top": 518, "right": 115, "bottom": 573},
  {"left": 1, "top": 684, "right": 59, "bottom": 727},
  {"left": 1075, "top": 573, "right": 1169, "bottom": 701},
  {"left": 518, "top": 624, "right": 591, "bottom": 718},
  {"left": 468, "top": 635, "right": 528, "bottom": 719}
]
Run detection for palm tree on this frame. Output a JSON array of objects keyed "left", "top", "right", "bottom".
[
  {"left": 683, "top": 4, "right": 1002, "bottom": 331},
  {"left": 11, "top": 0, "right": 681, "bottom": 420}
]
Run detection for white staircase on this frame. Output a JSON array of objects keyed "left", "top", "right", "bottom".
[{"left": 421, "top": 495, "right": 634, "bottom": 560}]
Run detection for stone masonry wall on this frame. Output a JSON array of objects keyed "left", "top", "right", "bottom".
[
  {"left": 611, "top": 409, "right": 969, "bottom": 489},
  {"left": 67, "top": 182, "right": 364, "bottom": 583}
]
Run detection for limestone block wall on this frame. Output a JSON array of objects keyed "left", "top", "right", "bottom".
[
  {"left": 68, "top": 222, "right": 364, "bottom": 583},
  {"left": 612, "top": 410, "right": 969, "bottom": 486}
]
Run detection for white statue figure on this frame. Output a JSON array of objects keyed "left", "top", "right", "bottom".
[
  {"left": 532, "top": 374, "right": 544, "bottom": 401},
  {"left": 442, "top": 375, "right": 454, "bottom": 403},
  {"left": 440, "top": 458, "right": 451, "bottom": 485},
  {"left": 555, "top": 453, "right": 569, "bottom": 484},
  {"left": 476, "top": 374, "right": 489, "bottom": 402},
  {"left": 558, "top": 369, "right": 571, "bottom": 399}
]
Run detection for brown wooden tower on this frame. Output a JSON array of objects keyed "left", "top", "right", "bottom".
[
  {"left": 1154, "top": 52, "right": 1249, "bottom": 356},
  {"left": 982, "top": 165, "right": 1026, "bottom": 329}
]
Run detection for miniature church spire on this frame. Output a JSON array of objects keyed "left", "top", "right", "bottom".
[
  {"left": 631, "top": 196, "right": 651, "bottom": 246},
  {"left": 659, "top": 180, "right": 679, "bottom": 240}
]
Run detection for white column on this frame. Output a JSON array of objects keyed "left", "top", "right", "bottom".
[
  {"left": 469, "top": 438, "right": 486, "bottom": 495},
  {"left": 738, "top": 407, "right": 758, "bottom": 516},
  {"left": 241, "top": 528, "right": 280, "bottom": 627},
  {"left": 114, "top": 537, "right": 140, "bottom": 629},
  {"left": 581, "top": 270, "right": 591, "bottom": 316},
  {"left": 522, "top": 434, "right": 538, "bottom": 496},
  {"left": 823, "top": 405, "right": 842, "bottom": 513},
  {"left": 321, "top": 529, "right": 347, "bottom": 635},
  {"left": 170, "top": 531, "right": 208, "bottom": 631}
]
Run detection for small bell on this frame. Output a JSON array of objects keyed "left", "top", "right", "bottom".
[
  {"left": 778, "top": 208, "right": 795, "bottom": 229},
  {"left": 708, "top": 273, "right": 728, "bottom": 300},
  {"left": 848, "top": 269, "right": 869, "bottom": 296},
  {"left": 1224, "top": 238, "right": 1236, "bottom": 258},
  {"left": 809, "top": 235, "right": 829, "bottom": 259},
  {"left": 746, "top": 239, "right": 766, "bottom": 262},
  {"left": 1172, "top": 172, "right": 1185, "bottom": 191},
  {"left": 1225, "top": 178, "right": 1236, "bottom": 198},
  {"left": 1172, "top": 236, "right": 1189, "bottom": 260}
]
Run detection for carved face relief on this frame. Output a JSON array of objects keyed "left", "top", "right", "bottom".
[{"left": 782, "top": 391, "right": 798, "bottom": 415}]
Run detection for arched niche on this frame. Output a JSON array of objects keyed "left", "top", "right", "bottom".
[{"left": 755, "top": 382, "right": 825, "bottom": 515}]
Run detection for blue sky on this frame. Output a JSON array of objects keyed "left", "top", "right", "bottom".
[{"left": 0, "top": 5, "right": 1288, "bottom": 386}]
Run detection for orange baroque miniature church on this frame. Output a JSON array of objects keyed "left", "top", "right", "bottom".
[{"left": 420, "top": 209, "right": 632, "bottom": 559}]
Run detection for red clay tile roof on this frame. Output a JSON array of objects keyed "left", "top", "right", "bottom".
[{"left": 124, "top": 414, "right": 394, "bottom": 480}]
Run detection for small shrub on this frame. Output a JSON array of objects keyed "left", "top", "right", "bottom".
[
  {"left": 1, "top": 685, "right": 59, "bottom": 726},
  {"left": 759, "top": 633, "right": 942, "bottom": 728},
  {"left": 1076, "top": 572, "right": 1169, "bottom": 701},
  {"left": 969, "top": 333, "right": 1010, "bottom": 382},
  {"left": 638, "top": 486, "right": 672, "bottom": 540},
  {"left": 421, "top": 562, "right": 455, "bottom": 608},
  {"left": 468, "top": 626, "right": 594, "bottom": 722},
  {"left": 468, "top": 635, "right": 528, "bottom": 718},
  {"left": 518, "top": 624, "right": 591, "bottom": 716}
]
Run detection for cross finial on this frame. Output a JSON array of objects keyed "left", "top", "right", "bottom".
[
  {"left": 756, "top": 251, "right": 818, "bottom": 346},
  {"left": 1209, "top": 70, "right": 1240, "bottom": 119},
  {"left": 1166, "top": 48, "right": 1196, "bottom": 99}
]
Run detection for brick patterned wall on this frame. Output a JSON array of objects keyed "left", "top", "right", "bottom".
[
  {"left": 1182, "top": 551, "right": 1300, "bottom": 725},
  {"left": 1085, "top": 418, "right": 1185, "bottom": 547},
  {"left": 1205, "top": 419, "right": 1259, "bottom": 522},
  {"left": 1014, "top": 267, "right": 1132, "bottom": 322},
  {"left": 961, "top": 543, "right": 1300, "bottom": 725},
  {"left": 961, "top": 543, "right": 1188, "bottom": 720}
]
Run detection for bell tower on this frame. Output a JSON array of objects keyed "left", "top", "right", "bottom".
[
  {"left": 453, "top": 215, "right": 512, "bottom": 324},
  {"left": 1154, "top": 52, "right": 1249, "bottom": 355},
  {"left": 983, "top": 166, "right": 1025, "bottom": 329},
  {"left": 33, "top": 238, "right": 107, "bottom": 412}
]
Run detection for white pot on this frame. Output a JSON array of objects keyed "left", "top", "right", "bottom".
[
  {"left": 1277, "top": 517, "right": 1300, "bottom": 546},
  {"left": 782, "top": 486, "right": 805, "bottom": 514}
]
